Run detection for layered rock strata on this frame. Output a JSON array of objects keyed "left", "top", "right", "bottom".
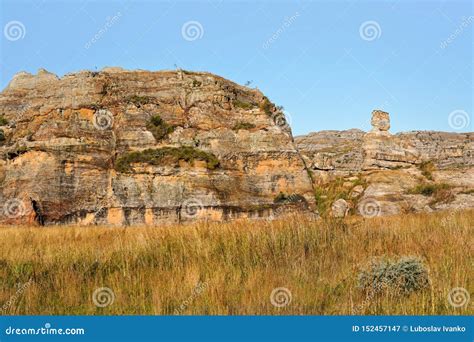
[
  {"left": 0, "top": 68, "right": 315, "bottom": 225},
  {"left": 296, "top": 110, "right": 474, "bottom": 217}
]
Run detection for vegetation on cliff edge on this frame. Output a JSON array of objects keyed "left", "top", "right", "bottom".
[
  {"left": 232, "top": 121, "right": 256, "bottom": 131},
  {"left": 115, "top": 146, "right": 220, "bottom": 172}
]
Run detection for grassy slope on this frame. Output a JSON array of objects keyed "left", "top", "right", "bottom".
[{"left": 0, "top": 210, "right": 472, "bottom": 315}]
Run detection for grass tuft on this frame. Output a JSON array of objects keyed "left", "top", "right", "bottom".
[
  {"left": 314, "top": 177, "right": 361, "bottom": 216},
  {"left": 146, "top": 115, "right": 175, "bottom": 141},
  {"left": 419, "top": 161, "right": 436, "bottom": 181},
  {"left": 408, "top": 183, "right": 451, "bottom": 196}
]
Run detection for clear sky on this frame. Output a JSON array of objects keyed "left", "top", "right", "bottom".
[{"left": 0, "top": 0, "right": 472, "bottom": 135}]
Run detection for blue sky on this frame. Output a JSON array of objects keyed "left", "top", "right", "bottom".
[{"left": 0, "top": 0, "right": 472, "bottom": 135}]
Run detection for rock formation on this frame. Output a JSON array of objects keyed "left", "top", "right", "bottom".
[
  {"left": 0, "top": 68, "right": 472, "bottom": 225},
  {"left": 370, "top": 110, "right": 391, "bottom": 134},
  {"left": 296, "top": 110, "right": 474, "bottom": 217},
  {"left": 0, "top": 68, "right": 315, "bottom": 225}
]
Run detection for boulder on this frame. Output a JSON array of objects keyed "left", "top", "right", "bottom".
[{"left": 331, "top": 199, "right": 350, "bottom": 218}]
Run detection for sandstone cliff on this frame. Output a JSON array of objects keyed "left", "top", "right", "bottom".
[
  {"left": 0, "top": 68, "right": 315, "bottom": 225},
  {"left": 296, "top": 110, "right": 474, "bottom": 218},
  {"left": 1, "top": 69, "right": 472, "bottom": 225}
]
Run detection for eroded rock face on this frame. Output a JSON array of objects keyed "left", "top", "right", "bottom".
[
  {"left": 296, "top": 129, "right": 365, "bottom": 172},
  {"left": 296, "top": 111, "right": 474, "bottom": 217},
  {"left": 0, "top": 68, "right": 315, "bottom": 225}
]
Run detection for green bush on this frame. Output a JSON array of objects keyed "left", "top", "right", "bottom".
[
  {"left": 127, "top": 95, "right": 154, "bottom": 107},
  {"left": 232, "top": 122, "right": 256, "bottom": 131},
  {"left": 358, "top": 256, "right": 430, "bottom": 295},
  {"left": 233, "top": 100, "right": 254, "bottom": 110},
  {"left": 115, "top": 147, "right": 220, "bottom": 173},
  {"left": 0, "top": 115, "right": 8, "bottom": 126},
  {"left": 7, "top": 146, "right": 29, "bottom": 160},
  {"left": 408, "top": 183, "right": 451, "bottom": 196},
  {"left": 259, "top": 97, "right": 273, "bottom": 116},
  {"left": 408, "top": 183, "right": 454, "bottom": 206},
  {"left": 274, "top": 192, "right": 306, "bottom": 204},
  {"left": 146, "top": 115, "right": 175, "bottom": 141}
]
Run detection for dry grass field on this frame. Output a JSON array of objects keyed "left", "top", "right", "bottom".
[{"left": 0, "top": 210, "right": 472, "bottom": 315}]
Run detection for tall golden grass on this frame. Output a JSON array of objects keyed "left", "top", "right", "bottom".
[{"left": 0, "top": 210, "right": 472, "bottom": 315}]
